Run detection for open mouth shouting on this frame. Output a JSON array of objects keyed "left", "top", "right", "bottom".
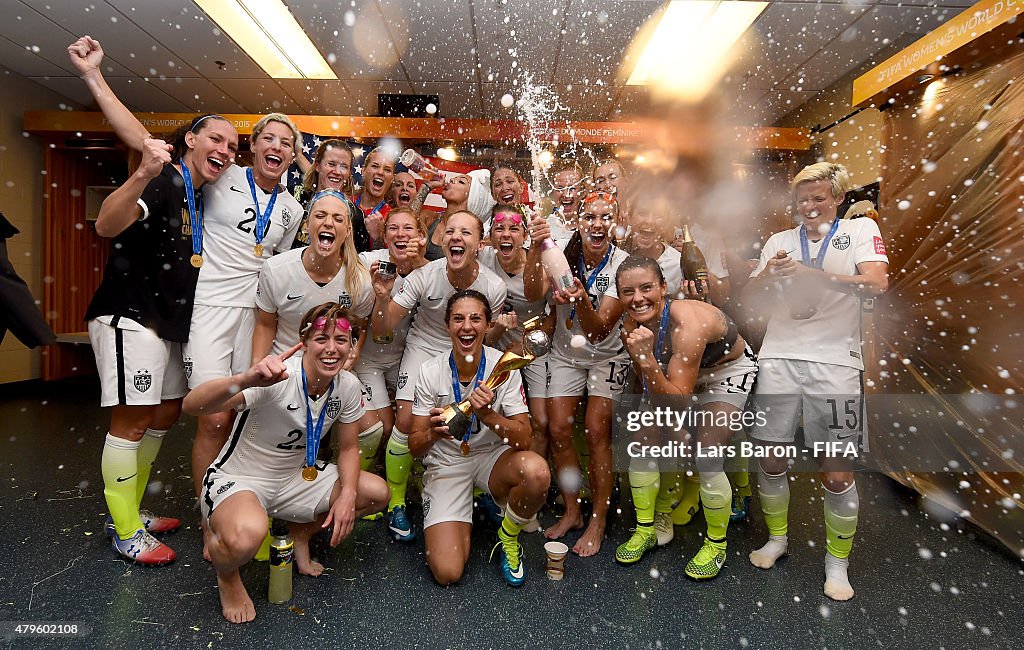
[
  {"left": 586, "top": 230, "right": 608, "bottom": 250},
  {"left": 314, "top": 228, "right": 337, "bottom": 255},
  {"left": 325, "top": 172, "right": 345, "bottom": 189},
  {"left": 448, "top": 243, "right": 467, "bottom": 265},
  {"left": 205, "top": 156, "right": 227, "bottom": 178},
  {"left": 498, "top": 241, "right": 515, "bottom": 258},
  {"left": 263, "top": 153, "right": 284, "bottom": 174},
  {"left": 456, "top": 332, "right": 478, "bottom": 354}
]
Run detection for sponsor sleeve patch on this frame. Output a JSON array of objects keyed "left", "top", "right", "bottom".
[{"left": 873, "top": 236, "right": 886, "bottom": 255}]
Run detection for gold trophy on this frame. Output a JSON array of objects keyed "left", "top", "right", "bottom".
[{"left": 440, "top": 316, "right": 551, "bottom": 453}]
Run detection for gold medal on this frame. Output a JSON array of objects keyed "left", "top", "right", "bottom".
[
  {"left": 301, "top": 465, "right": 318, "bottom": 481},
  {"left": 460, "top": 441, "right": 471, "bottom": 456},
  {"left": 566, "top": 317, "right": 573, "bottom": 329},
  {"left": 254, "top": 243, "right": 264, "bottom": 257},
  {"left": 190, "top": 254, "right": 204, "bottom": 268}
]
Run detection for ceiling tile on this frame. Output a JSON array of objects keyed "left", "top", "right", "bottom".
[
  {"left": 211, "top": 79, "right": 304, "bottom": 114},
  {"left": 288, "top": 0, "right": 407, "bottom": 81},
  {"left": 275, "top": 80, "right": 354, "bottom": 115},
  {"left": 473, "top": 0, "right": 569, "bottom": 87},
  {"left": 414, "top": 81, "right": 483, "bottom": 119},
  {"left": 553, "top": 0, "right": 661, "bottom": 86}
]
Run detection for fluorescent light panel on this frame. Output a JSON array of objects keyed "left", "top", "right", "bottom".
[
  {"left": 627, "top": 0, "right": 767, "bottom": 101},
  {"left": 195, "top": 0, "right": 337, "bottom": 79}
]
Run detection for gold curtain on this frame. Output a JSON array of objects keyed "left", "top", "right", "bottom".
[{"left": 870, "top": 46, "right": 1024, "bottom": 556}]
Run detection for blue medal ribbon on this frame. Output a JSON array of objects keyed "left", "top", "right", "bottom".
[
  {"left": 302, "top": 366, "right": 334, "bottom": 471},
  {"left": 449, "top": 350, "right": 488, "bottom": 448},
  {"left": 799, "top": 218, "right": 842, "bottom": 270},
  {"left": 568, "top": 244, "right": 615, "bottom": 328},
  {"left": 641, "top": 300, "right": 671, "bottom": 399},
  {"left": 354, "top": 193, "right": 388, "bottom": 216},
  {"left": 179, "top": 160, "right": 203, "bottom": 258},
  {"left": 246, "top": 167, "right": 279, "bottom": 251}
]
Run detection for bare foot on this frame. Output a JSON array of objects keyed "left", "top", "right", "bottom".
[
  {"left": 544, "top": 512, "right": 583, "bottom": 540},
  {"left": 572, "top": 519, "right": 605, "bottom": 557},
  {"left": 293, "top": 540, "right": 324, "bottom": 577},
  {"left": 217, "top": 571, "right": 256, "bottom": 624},
  {"left": 203, "top": 544, "right": 212, "bottom": 563}
]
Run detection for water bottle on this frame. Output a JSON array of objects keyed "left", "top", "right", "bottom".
[{"left": 268, "top": 520, "right": 293, "bottom": 604}]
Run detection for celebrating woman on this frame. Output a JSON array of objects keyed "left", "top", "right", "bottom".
[
  {"left": 525, "top": 190, "right": 629, "bottom": 557},
  {"left": 185, "top": 304, "right": 388, "bottom": 623},
  {"left": 410, "top": 291, "right": 550, "bottom": 586},
  {"left": 84, "top": 112, "right": 238, "bottom": 565},
  {"left": 370, "top": 211, "right": 506, "bottom": 542},
  {"left": 613, "top": 256, "right": 756, "bottom": 579},
  {"left": 292, "top": 139, "right": 355, "bottom": 248}
]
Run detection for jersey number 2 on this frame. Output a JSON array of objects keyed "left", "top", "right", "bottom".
[{"left": 237, "top": 207, "right": 272, "bottom": 238}]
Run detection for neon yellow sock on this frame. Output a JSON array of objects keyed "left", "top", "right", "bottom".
[
  {"left": 700, "top": 471, "right": 732, "bottom": 541},
  {"left": 628, "top": 470, "right": 659, "bottom": 526},
  {"left": 758, "top": 468, "right": 790, "bottom": 537},
  {"left": 102, "top": 433, "right": 142, "bottom": 540},
  {"left": 499, "top": 506, "right": 528, "bottom": 539},
  {"left": 824, "top": 483, "right": 859, "bottom": 559},
  {"left": 731, "top": 470, "right": 752, "bottom": 498},
  {"left": 385, "top": 430, "right": 412, "bottom": 511},
  {"left": 135, "top": 428, "right": 166, "bottom": 507},
  {"left": 655, "top": 472, "right": 681, "bottom": 513},
  {"left": 671, "top": 472, "right": 702, "bottom": 525},
  {"left": 358, "top": 422, "right": 384, "bottom": 472}
]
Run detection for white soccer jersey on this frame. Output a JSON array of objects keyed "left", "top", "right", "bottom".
[
  {"left": 255, "top": 248, "right": 373, "bottom": 355},
  {"left": 394, "top": 257, "right": 507, "bottom": 354},
  {"left": 656, "top": 244, "right": 685, "bottom": 300},
  {"left": 551, "top": 243, "right": 630, "bottom": 362},
  {"left": 691, "top": 224, "right": 729, "bottom": 279},
  {"left": 211, "top": 357, "right": 365, "bottom": 477},
  {"left": 357, "top": 249, "right": 414, "bottom": 366},
  {"left": 479, "top": 247, "right": 547, "bottom": 349},
  {"left": 195, "top": 165, "right": 303, "bottom": 307},
  {"left": 751, "top": 217, "right": 888, "bottom": 370},
  {"left": 412, "top": 345, "right": 529, "bottom": 459}
]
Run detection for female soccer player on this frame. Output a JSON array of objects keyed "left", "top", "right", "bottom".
[
  {"left": 85, "top": 114, "right": 238, "bottom": 565},
  {"left": 354, "top": 208, "right": 428, "bottom": 463},
  {"left": 292, "top": 139, "right": 355, "bottom": 247},
  {"left": 613, "top": 256, "right": 756, "bottom": 579},
  {"left": 745, "top": 162, "right": 889, "bottom": 600},
  {"left": 526, "top": 190, "right": 629, "bottom": 557},
  {"left": 370, "top": 211, "right": 506, "bottom": 542},
  {"left": 410, "top": 291, "right": 550, "bottom": 586},
  {"left": 68, "top": 36, "right": 304, "bottom": 500},
  {"left": 184, "top": 304, "right": 389, "bottom": 623},
  {"left": 353, "top": 147, "right": 395, "bottom": 251}
]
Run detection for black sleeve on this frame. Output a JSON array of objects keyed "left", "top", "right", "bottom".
[{"left": 350, "top": 205, "right": 371, "bottom": 253}]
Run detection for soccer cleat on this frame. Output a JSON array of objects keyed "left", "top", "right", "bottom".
[
  {"left": 111, "top": 529, "right": 176, "bottom": 566},
  {"left": 730, "top": 494, "right": 752, "bottom": 522},
  {"left": 104, "top": 510, "right": 181, "bottom": 537},
  {"left": 671, "top": 501, "right": 700, "bottom": 526},
  {"left": 477, "top": 493, "right": 504, "bottom": 525},
  {"left": 653, "top": 512, "right": 675, "bottom": 546},
  {"left": 361, "top": 512, "right": 384, "bottom": 521},
  {"left": 490, "top": 528, "right": 525, "bottom": 587},
  {"left": 614, "top": 527, "right": 657, "bottom": 565},
  {"left": 386, "top": 505, "right": 415, "bottom": 542},
  {"left": 685, "top": 539, "right": 727, "bottom": 580}
]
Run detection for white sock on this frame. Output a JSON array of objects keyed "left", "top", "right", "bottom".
[
  {"left": 824, "top": 552, "right": 855, "bottom": 601},
  {"left": 749, "top": 534, "right": 789, "bottom": 569}
]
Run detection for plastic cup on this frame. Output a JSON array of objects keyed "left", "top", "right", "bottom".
[{"left": 544, "top": 541, "right": 569, "bottom": 581}]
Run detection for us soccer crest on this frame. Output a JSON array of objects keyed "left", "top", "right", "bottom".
[
  {"left": 134, "top": 370, "right": 152, "bottom": 393},
  {"left": 184, "top": 359, "right": 193, "bottom": 379},
  {"left": 832, "top": 234, "right": 851, "bottom": 250},
  {"left": 398, "top": 372, "right": 408, "bottom": 390},
  {"left": 281, "top": 209, "right": 292, "bottom": 227},
  {"left": 326, "top": 398, "right": 341, "bottom": 420},
  {"left": 338, "top": 292, "right": 352, "bottom": 308},
  {"left": 596, "top": 275, "right": 609, "bottom": 293}
]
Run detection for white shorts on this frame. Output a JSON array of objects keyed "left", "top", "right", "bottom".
[
  {"left": 421, "top": 444, "right": 509, "bottom": 528},
  {"left": 695, "top": 349, "right": 758, "bottom": 409},
  {"left": 749, "top": 358, "right": 864, "bottom": 446},
  {"left": 353, "top": 361, "right": 400, "bottom": 410},
  {"left": 88, "top": 316, "right": 187, "bottom": 407},
  {"left": 183, "top": 305, "right": 255, "bottom": 388},
  {"left": 395, "top": 344, "right": 442, "bottom": 403},
  {"left": 201, "top": 462, "right": 339, "bottom": 524},
  {"left": 521, "top": 360, "right": 547, "bottom": 400},
  {"left": 546, "top": 352, "right": 631, "bottom": 401}
]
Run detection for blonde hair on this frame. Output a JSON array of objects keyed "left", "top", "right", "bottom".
[
  {"left": 252, "top": 113, "right": 301, "bottom": 152},
  {"left": 301, "top": 139, "right": 354, "bottom": 197},
  {"left": 307, "top": 190, "right": 369, "bottom": 301},
  {"left": 791, "top": 162, "right": 850, "bottom": 199}
]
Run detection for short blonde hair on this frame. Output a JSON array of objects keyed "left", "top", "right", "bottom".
[
  {"left": 252, "top": 113, "right": 301, "bottom": 151},
  {"left": 791, "top": 162, "right": 850, "bottom": 199}
]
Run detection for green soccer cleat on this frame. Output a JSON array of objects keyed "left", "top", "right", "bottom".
[
  {"left": 685, "top": 539, "right": 727, "bottom": 580},
  {"left": 615, "top": 526, "right": 656, "bottom": 565}
]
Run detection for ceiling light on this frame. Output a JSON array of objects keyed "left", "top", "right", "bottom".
[
  {"left": 436, "top": 146, "right": 458, "bottom": 161},
  {"left": 195, "top": 0, "right": 337, "bottom": 79},
  {"left": 624, "top": 0, "right": 767, "bottom": 102}
]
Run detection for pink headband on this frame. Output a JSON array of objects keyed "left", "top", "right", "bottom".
[{"left": 311, "top": 316, "right": 351, "bottom": 333}]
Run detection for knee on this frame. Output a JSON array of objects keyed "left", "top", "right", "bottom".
[
  {"left": 216, "top": 517, "right": 267, "bottom": 556},
  {"left": 758, "top": 457, "right": 787, "bottom": 476},
  {"left": 822, "top": 473, "right": 854, "bottom": 493},
  {"left": 198, "top": 412, "right": 231, "bottom": 438},
  {"left": 361, "top": 475, "right": 390, "bottom": 512},
  {"left": 520, "top": 455, "right": 551, "bottom": 493},
  {"left": 428, "top": 559, "right": 465, "bottom": 586},
  {"left": 583, "top": 423, "right": 609, "bottom": 449},
  {"left": 151, "top": 400, "right": 182, "bottom": 430}
]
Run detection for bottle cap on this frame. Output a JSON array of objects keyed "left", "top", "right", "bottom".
[{"left": 271, "top": 519, "right": 290, "bottom": 537}]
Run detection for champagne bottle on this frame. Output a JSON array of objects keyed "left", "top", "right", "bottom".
[
  {"left": 399, "top": 149, "right": 439, "bottom": 180},
  {"left": 537, "top": 238, "right": 576, "bottom": 292},
  {"left": 679, "top": 225, "right": 709, "bottom": 301},
  {"left": 268, "top": 520, "right": 293, "bottom": 604}
]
